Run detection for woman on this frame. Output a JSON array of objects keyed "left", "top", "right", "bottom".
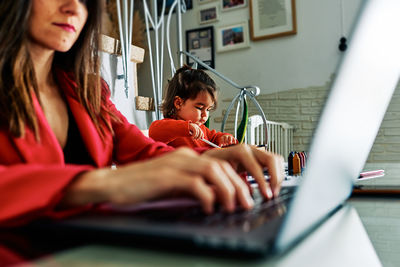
[{"left": 0, "top": 0, "right": 284, "bottom": 227}]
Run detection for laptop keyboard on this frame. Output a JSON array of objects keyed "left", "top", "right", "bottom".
[
  {"left": 137, "top": 187, "right": 294, "bottom": 233},
  {"left": 199, "top": 187, "right": 293, "bottom": 231}
]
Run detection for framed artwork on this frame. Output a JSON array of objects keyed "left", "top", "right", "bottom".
[
  {"left": 249, "top": 0, "right": 297, "bottom": 41},
  {"left": 157, "top": 0, "right": 193, "bottom": 16},
  {"left": 222, "top": 0, "right": 247, "bottom": 11},
  {"left": 216, "top": 22, "right": 249, "bottom": 52},
  {"left": 185, "top": 26, "right": 215, "bottom": 69},
  {"left": 199, "top": 6, "right": 219, "bottom": 24},
  {"left": 198, "top": 0, "right": 215, "bottom": 4}
]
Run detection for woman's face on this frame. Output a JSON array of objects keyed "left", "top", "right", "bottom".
[{"left": 28, "top": 0, "right": 88, "bottom": 52}]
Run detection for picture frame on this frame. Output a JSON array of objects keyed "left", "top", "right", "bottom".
[
  {"left": 198, "top": 0, "right": 215, "bottom": 4},
  {"left": 185, "top": 26, "right": 215, "bottom": 69},
  {"left": 157, "top": 0, "right": 193, "bottom": 16},
  {"left": 221, "top": 0, "right": 247, "bottom": 11},
  {"left": 199, "top": 6, "right": 219, "bottom": 24},
  {"left": 216, "top": 22, "right": 249, "bottom": 52},
  {"left": 249, "top": 0, "right": 297, "bottom": 41}
]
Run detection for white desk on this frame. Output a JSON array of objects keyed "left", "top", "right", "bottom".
[{"left": 350, "top": 163, "right": 400, "bottom": 267}]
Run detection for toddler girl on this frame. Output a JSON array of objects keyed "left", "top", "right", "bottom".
[{"left": 149, "top": 65, "right": 238, "bottom": 148}]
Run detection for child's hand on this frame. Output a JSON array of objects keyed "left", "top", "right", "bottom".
[
  {"left": 218, "top": 135, "right": 238, "bottom": 147},
  {"left": 189, "top": 123, "right": 204, "bottom": 139}
]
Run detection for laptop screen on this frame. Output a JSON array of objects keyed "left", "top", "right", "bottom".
[{"left": 276, "top": 0, "right": 400, "bottom": 251}]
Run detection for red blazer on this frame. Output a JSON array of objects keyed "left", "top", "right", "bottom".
[
  {"left": 0, "top": 71, "right": 174, "bottom": 226},
  {"left": 149, "top": 118, "right": 231, "bottom": 148}
]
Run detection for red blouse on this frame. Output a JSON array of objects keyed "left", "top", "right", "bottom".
[{"left": 0, "top": 71, "right": 175, "bottom": 227}]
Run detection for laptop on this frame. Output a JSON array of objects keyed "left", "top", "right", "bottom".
[{"left": 39, "top": 0, "right": 400, "bottom": 257}]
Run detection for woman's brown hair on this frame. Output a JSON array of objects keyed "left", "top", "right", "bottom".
[
  {"left": 162, "top": 65, "right": 218, "bottom": 118},
  {"left": 0, "top": 0, "right": 114, "bottom": 138}
]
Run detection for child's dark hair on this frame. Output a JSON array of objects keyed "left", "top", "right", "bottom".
[{"left": 162, "top": 65, "right": 217, "bottom": 118}]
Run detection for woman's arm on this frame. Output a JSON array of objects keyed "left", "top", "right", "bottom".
[
  {"left": 62, "top": 145, "right": 285, "bottom": 214},
  {"left": 0, "top": 164, "right": 94, "bottom": 227},
  {"left": 0, "top": 145, "right": 283, "bottom": 226},
  {"left": 61, "top": 148, "right": 255, "bottom": 214}
]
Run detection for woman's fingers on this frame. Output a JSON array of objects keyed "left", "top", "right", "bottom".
[
  {"left": 180, "top": 155, "right": 237, "bottom": 212},
  {"left": 154, "top": 148, "right": 249, "bottom": 212},
  {"left": 113, "top": 164, "right": 216, "bottom": 214},
  {"left": 162, "top": 171, "right": 215, "bottom": 214},
  {"left": 142, "top": 148, "right": 241, "bottom": 212},
  {"left": 203, "top": 145, "right": 285, "bottom": 199},
  {"left": 218, "top": 161, "right": 254, "bottom": 210},
  {"left": 182, "top": 153, "right": 255, "bottom": 212},
  {"left": 252, "top": 148, "right": 285, "bottom": 196},
  {"left": 108, "top": 147, "right": 274, "bottom": 213},
  {"left": 230, "top": 146, "right": 273, "bottom": 199}
]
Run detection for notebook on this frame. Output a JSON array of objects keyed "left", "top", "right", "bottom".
[{"left": 42, "top": 0, "right": 400, "bottom": 257}]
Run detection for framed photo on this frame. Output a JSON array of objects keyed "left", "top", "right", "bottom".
[
  {"left": 216, "top": 22, "right": 249, "bottom": 52},
  {"left": 186, "top": 26, "right": 215, "bottom": 69},
  {"left": 249, "top": 0, "right": 297, "bottom": 41},
  {"left": 222, "top": 0, "right": 247, "bottom": 11},
  {"left": 199, "top": 6, "right": 219, "bottom": 24},
  {"left": 157, "top": 0, "right": 193, "bottom": 16},
  {"left": 198, "top": 0, "right": 215, "bottom": 4}
]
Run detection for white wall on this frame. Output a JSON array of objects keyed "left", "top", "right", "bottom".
[
  {"left": 137, "top": 0, "right": 363, "bottom": 130},
  {"left": 101, "top": 52, "right": 155, "bottom": 129}
]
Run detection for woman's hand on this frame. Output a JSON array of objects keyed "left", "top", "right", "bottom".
[
  {"left": 62, "top": 148, "right": 254, "bottom": 214},
  {"left": 189, "top": 123, "right": 204, "bottom": 140},
  {"left": 203, "top": 144, "right": 285, "bottom": 199},
  {"left": 218, "top": 135, "right": 238, "bottom": 147}
]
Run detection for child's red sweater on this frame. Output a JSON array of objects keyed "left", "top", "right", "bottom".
[{"left": 149, "top": 118, "right": 233, "bottom": 148}]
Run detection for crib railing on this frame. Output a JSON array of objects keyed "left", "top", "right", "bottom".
[{"left": 245, "top": 115, "right": 294, "bottom": 157}]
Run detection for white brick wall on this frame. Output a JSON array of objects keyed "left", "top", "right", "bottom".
[{"left": 215, "top": 78, "right": 400, "bottom": 163}]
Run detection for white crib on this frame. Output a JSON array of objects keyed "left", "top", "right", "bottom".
[{"left": 245, "top": 115, "right": 294, "bottom": 157}]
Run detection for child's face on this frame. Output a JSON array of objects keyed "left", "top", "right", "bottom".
[{"left": 175, "top": 91, "right": 214, "bottom": 125}]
